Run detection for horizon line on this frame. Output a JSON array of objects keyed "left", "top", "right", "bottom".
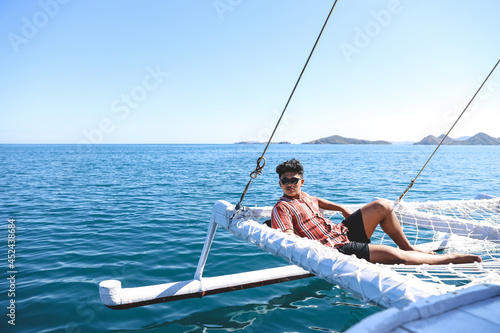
[{"left": 1, "top": 132, "right": 498, "bottom": 145}]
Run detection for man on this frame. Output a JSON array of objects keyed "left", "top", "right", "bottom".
[{"left": 271, "top": 159, "right": 481, "bottom": 265}]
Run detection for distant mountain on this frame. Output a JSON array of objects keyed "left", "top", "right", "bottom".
[
  {"left": 414, "top": 132, "right": 500, "bottom": 145},
  {"left": 415, "top": 135, "right": 457, "bottom": 145},
  {"left": 467, "top": 133, "right": 500, "bottom": 145},
  {"left": 303, "top": 135, "right": 391, "bottom": 145}
]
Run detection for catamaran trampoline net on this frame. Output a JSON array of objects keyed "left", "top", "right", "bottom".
[{"left": 258, "top": 197, "right": 500, "bottom": 288}]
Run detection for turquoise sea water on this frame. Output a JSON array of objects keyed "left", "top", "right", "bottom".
[{"left": 1, "top": 144, "right": 499, "bottom": 333}]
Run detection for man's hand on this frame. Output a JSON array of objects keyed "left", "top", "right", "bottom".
[
  {"left": 340, "top": 208, "right": 352, "bottom": 218},
  {"left": 317, "top": 197, "right": 352, "bottom": 218}
]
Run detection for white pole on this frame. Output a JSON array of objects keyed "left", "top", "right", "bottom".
[{"left": 193, "top": 216, "right": 218, "bottom": 280}]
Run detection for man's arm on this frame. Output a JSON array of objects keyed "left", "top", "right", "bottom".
[{"left": 317, "top": 197, "right": 352, "bottom": 218}]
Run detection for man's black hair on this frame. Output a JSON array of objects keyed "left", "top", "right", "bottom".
[{"left": 276, "top": 159, "right": 304, "bottom": 178}]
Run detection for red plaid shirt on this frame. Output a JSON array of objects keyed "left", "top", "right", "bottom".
[{"left": 271, "top": 192, "right": 350, "bottom": 248}]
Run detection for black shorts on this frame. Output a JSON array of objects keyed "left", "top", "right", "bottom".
[{"left": 337, "top": 209, "right": 371, "bottom": 261}]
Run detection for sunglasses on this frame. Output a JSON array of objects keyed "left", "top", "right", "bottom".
[{"left": 280, "top": 177, "right": 301, "bottom": 185}]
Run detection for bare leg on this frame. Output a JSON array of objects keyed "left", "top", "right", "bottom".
[
  {"left": 368, "top": 244, "right": 482, "bottom": 265},
  {"left": 360, "top": 199, "right": 432, "bottom": 254}
]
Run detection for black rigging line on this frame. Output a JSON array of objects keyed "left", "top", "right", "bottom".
[
  {"left": 235, "top": 0, "right": 340, "bottom": 211},
  {"left": 398, "top": 58, "right": 500, "bottom": 202}
]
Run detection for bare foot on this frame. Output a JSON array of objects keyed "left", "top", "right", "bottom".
[{"left": 447, "top": 253, "right": 482, "bottom": 264}]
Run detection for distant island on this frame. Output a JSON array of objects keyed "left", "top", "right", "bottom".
[
  {"left": 414, "top": 132, "right": 500, "bottom": 145},
  {"left": 235, "top": 133, "right": 500, "bottom": 145},
  {"left": 234, "top": 141, "right": 291, "bottom": 144},
  {"left": 302, "top": 135, "right": 391, "bottom": 145}
]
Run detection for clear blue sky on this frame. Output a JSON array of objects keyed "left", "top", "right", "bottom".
[{"left": 1, "top": 0, "right": 499, "bottom": 144}]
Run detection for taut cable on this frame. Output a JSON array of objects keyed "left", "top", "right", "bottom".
[
  {"left": 235, "top": 0, "right": 339, "bottom": 211},
  {"left": 398, "top": 58, "right": 500, "bottom": 202}
]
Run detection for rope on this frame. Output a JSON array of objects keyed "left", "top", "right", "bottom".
[
  {"left": 235, "top": 0, "right": 340, "bottom": 211},
  {"left": 398, "top": 58, "right": 500, "bottom": 202}
]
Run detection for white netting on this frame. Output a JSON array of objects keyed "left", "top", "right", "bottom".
[
  {"left": 226, "top": 197, "right": 500, "bottom": 306},
  {"left": 325, "top": 197, "right": 500, "bottom": 287},
  {"left": 392, "top": 197, "right": 500, "bottom": 287}
]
